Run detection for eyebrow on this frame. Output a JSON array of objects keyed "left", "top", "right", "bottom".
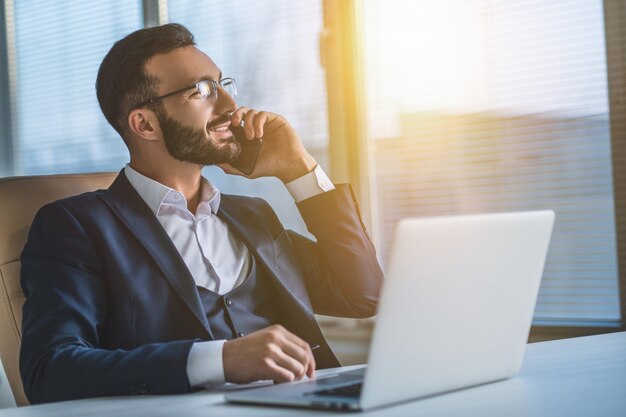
[{"left": 188, "top": 71, "right": 223, "bottom": 86}]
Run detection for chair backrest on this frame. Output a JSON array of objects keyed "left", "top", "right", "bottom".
[{"left": 0, "top": 172, "right": 117, "bottom": 406}]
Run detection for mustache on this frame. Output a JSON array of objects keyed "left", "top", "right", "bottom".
[{"left": 207, "top": 112, "right": 236, "bottom": 130}]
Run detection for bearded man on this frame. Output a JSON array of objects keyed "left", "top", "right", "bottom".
[{"left": 19, "top": 23, "right": 383, "bottom": 404}]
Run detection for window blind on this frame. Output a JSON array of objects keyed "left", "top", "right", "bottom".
[
  {"left": 168, "top": 0, "right": 329, "bottom": 234},
  {"left": 362, "top": 0, "right": 620, "bottom": 323},
  {"left": 13, "top": 0, "right": 141, "bottom": 175}
]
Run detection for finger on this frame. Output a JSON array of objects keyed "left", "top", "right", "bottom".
[
  {"left": 280, "top": 340, "right": 311, "bottom": 373},
  {"left": 230, "top": 106, "right": 249, "bottom": 126},
  {"left": 272, "top": 349, "right": 307, "bottom": 380},
  {"left": 302, "top": 345, "right": 316, "bottom": 379},
  {"left": 243, "top": 110, "right": 258, "bottom": 139},
  {"left": 306, "top": 345, "right": 316, "bottom": 378},
  {"left": 266, "top": 359, "right": 297, "bottom": 383},
  {"left": 280, "top": 339, "right": 315, "bottom": 380},
  {"left": 263, "top": 113, "right": 288, "bottom": 135},
  {"left": 307, "top": 360, "right": 316, "bottom": 379},
  {"left": 278, "top": 330, "right": 316, "bottom": 371},
  {"left": 252, "top": 111, "right": 269, "bottom": 139},
  {"left": 281, "top": 329, "right": 312, "bottom": 353}
]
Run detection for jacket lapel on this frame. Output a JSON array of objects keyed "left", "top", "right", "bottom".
[
  {"left": 217, "top": 194, "right": 314, "bottom": 314},
  {"left": 99, "top": 171, "right": 213, "bottom": 339}
]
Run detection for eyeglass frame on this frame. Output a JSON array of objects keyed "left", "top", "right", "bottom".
[{"left": 132, "top": 77, "right": 237, "bottom": 110}]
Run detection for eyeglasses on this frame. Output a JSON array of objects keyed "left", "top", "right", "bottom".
[{"left": 134, "top": 77, "right": 237, "bottom": 109}]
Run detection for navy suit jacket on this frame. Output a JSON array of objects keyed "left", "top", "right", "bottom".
[{"left": 19, "top": 171, "right": 383, "bottom": 403}]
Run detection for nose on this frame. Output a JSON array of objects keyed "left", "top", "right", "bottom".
[{"left": 213, "top": 84, "right": 237, "bottom": 115}]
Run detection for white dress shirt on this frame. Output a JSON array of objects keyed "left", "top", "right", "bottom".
[{"left": 124, "top": 164, "right": 335, "bottom": 387}]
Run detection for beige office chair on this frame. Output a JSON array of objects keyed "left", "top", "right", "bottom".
[{"left": 0, "top": 172, "right": 117, "bottom": 406}]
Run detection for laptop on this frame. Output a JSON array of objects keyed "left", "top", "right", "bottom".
[{"left": 225, "top": 210, "right": 555, "bottom": 411}]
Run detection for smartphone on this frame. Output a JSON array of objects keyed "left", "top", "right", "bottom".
[{"left": 230, "top": 125, "right": 262, "bottom": 175}]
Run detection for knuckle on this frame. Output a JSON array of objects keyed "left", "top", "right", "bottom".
[
  {"left": 269, "top": 326, "right": 284, "bottom": 339},
  {"left": 267, "top": 331, "right": 279, "bottom": 343},
  {"left": 268, "top": 344, "right": 281, "bottom": 356},
  {"left": 262, "top": 357, "right": 273, "bottom": 369},
  {"left": 263, "top": 344, "right": 275, "bottom": 356}
]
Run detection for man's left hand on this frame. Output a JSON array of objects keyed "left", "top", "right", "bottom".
[{"left": 218, "top": 108, "right": 317, "bottom": 183}]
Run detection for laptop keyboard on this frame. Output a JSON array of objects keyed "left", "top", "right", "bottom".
[{"left": 312, "top": 382, "right": 363, "bottom": 398}]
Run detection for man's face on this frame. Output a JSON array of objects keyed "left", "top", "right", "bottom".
[{"left": 144, "top": 46, "right": 240, "bottom": 165}]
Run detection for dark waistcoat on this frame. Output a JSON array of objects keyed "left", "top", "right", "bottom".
[{"left": 197, "top": 255, "right": 284, "bottom": 340}]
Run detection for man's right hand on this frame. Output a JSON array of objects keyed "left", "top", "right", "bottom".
[{"left": 222, "top": 324, "right": 316, "bottom": 383}]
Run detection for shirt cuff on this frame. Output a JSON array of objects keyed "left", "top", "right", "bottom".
[
  {"left": 285, "top": 164, "right": 335, "bottom": 203},
  {"left": 186, "top": 340, "right": 226, "bottom": 388}
]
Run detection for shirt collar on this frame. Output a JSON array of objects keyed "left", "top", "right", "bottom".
[{"left": 124, "top": 164, "right": 221, "bottom": 217}]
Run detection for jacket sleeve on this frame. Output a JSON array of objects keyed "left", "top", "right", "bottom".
[
  {"left": 290, "top": 184, "right": 384, "bottom": 318},
  {"left": 19, "top": 202, "right": 194, "bottom": 404}
]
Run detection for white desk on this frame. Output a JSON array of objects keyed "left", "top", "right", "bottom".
[{"left": 1, "top": 331, "right": 625, "bottom": 416}]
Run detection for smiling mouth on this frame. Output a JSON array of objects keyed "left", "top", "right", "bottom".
[{"left": 208, "top": 122, "right": 231, "bottom": 133}]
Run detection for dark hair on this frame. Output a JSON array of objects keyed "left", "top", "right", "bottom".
[{"left": 96, "top": 23, "right": 196, "bottom": 143}]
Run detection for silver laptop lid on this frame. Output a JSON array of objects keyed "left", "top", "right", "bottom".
[{"left": 361, "top": 211, "right": 554, "bottom": 410}]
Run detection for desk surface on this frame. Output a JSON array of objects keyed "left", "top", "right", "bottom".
[{"left": 1, "top": 331, "right": 625, "bottom": 417}]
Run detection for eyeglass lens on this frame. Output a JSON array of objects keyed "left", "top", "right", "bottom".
[{"left": 198, "top": 79, "right": 237, "bottom": 99}]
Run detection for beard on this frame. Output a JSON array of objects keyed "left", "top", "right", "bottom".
[{"left": 157, "top": 109, "right": 241, "bottom": 166}]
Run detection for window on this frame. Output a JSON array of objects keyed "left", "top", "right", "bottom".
[
  {"left": 3, "top": 0, "right": 329, "bottom": 231},
  {"left": 2, "top": 1, "right": 622, "bottom": 330},
  {"left": 361, "top": 0, "right": 621, "bottom": 324},
  {"left": 168, "top": 0, "right": 329, "bottom": 234},
  {"left": 11, "top": 0, "right": 141, "bottom": 175}
]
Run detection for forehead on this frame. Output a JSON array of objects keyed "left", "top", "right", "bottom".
[{"left": 144, "top": 45, "right": 220, "bottom": 93}]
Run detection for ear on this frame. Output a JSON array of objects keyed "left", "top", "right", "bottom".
[{"left": 127, "top": 108, "right": 161, "bottom": 141}]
